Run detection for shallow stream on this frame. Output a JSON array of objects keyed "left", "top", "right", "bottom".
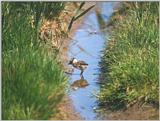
[{"left": 68, "top": 2, "right": 116, "bottom": 119}]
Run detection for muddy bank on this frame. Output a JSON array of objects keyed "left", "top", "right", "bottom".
[
  {"left": 46, "top": 2, "right": 96, "bottom": 120},
  {"left": 98, "top": 103, "right": 159, "bottom": 120},
  {"left": 109, "top": 104, "right": 159, "bottom": 120},
  {"left": 49, "top": 96, "right": 84, "bottom": 120}
]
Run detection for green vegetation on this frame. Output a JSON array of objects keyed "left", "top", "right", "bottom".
[
  {"left": 2, "top": 2, "right": 67, "bottom": 119},
  {"left": 99, "top": 2, "right": 159, "bottom": 110}
]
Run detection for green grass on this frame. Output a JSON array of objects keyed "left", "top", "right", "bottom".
[
  {"left": 2, "top": 2, "right": 67, "bottom": 119},
  {"left": 99, "top": 2, "right": 159, "bottom": 110}
]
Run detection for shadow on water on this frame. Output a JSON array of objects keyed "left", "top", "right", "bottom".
[{"left": 68, "top": 2, "right": 117, "bottom": 120}]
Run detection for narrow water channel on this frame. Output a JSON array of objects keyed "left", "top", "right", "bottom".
[{"left": 68, "top": 2, "right": 116, "bottom": 119}]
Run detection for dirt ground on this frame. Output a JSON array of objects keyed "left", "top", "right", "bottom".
[
  {"left": 110, "top": 104, "right": 159, "bottom": 120},
  {"left": 98, "top": 103, "right": 159, "bottom": 120},
  {"left": 49, "top": 96, "right": 84, "bottom": 120}
]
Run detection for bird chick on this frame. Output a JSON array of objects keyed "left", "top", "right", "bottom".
[{"left": 68, "top": 58, "right": 88, "bottom": 76}]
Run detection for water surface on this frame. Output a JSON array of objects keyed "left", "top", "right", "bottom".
[{"left": 68, "top": 2, "right": 115, "bottom": 119}]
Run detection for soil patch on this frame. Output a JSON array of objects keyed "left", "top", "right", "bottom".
[
  {"left": 99, "top": 103, "right": 159, "bottom": 120},
  {"left": 49, "top": 96, "right": 84, "bottom": 120}
]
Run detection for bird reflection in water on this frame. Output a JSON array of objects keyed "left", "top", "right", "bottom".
[{"left": 71, "top": 76, "right": 89, "bottom": 90}]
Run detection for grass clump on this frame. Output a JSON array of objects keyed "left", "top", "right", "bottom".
[
  {"left": 99, "top": 2, "right": 159, "bottom": 110},
  {"left": 2, "top": 2, "right": 67, "bottom": 119}
]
